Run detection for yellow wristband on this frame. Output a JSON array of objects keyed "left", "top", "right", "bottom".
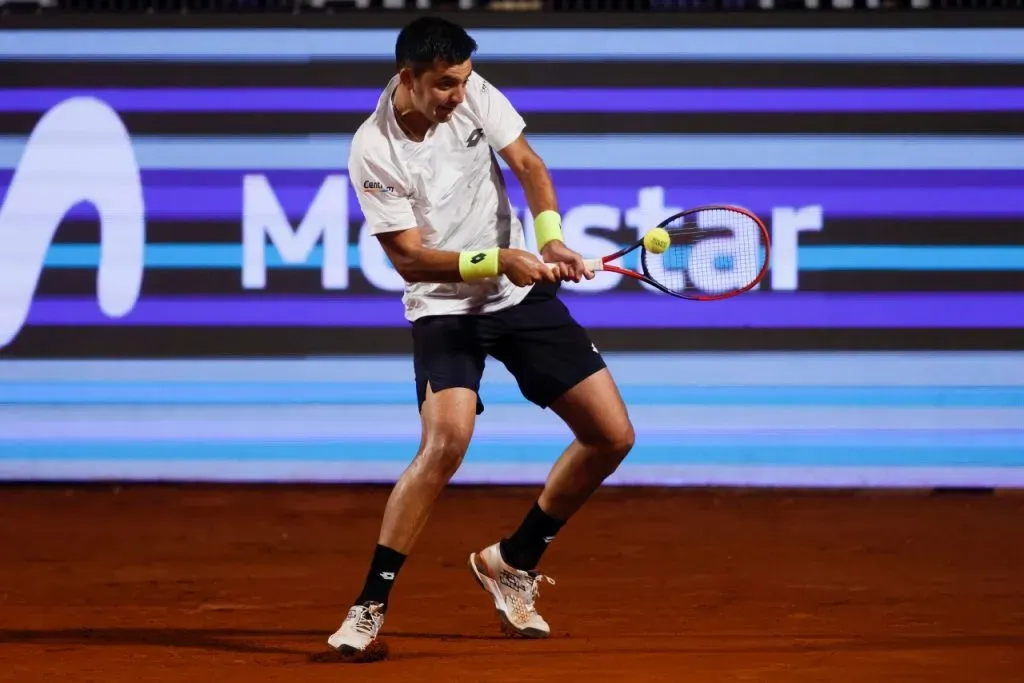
[
  {"left": 533, "top": 210, "right": 563, "bottom": 252},
  {"left": 458, "top": 248, "right": 500, "bottom": 281}
]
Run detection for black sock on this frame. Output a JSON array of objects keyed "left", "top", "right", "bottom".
[
  {"left": 355, "top": 544, "right": 406, "bottom": 608},
  {"left": 499, "top": 501, "right": 565, "bottom": 572}
]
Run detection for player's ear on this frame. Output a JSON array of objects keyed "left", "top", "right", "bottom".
[{"left": 398, "top": 67, "right": 415, "bottom": 90}]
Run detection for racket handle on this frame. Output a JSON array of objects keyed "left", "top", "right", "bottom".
[{"left": 547, "top": 258, "right": 604, "bottom": 272}]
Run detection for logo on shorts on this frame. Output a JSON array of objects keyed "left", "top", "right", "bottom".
[
  {"left": 363, "top": 180, "right": 395, "bottom": 193},
  {"left": 466, "top": 128, "right": 485, "bottom": 147}
]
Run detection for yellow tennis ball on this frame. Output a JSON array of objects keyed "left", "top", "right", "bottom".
[{"left": 643, "top": 227, "right": 671, "bottom": 254}]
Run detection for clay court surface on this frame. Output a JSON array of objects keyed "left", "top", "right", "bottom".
[{"left": 2, "top": 484, "right": 1023, "bottom": 682}]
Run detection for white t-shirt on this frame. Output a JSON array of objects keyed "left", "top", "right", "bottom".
[{"left": 348, "top": 72, "right": 532, "bottom": 321}]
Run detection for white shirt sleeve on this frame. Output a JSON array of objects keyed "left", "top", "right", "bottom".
[
  {"left": 348, "top": 140, "right": 418, "bottom": 236},
  {"left": 474, "top": 74, "right": 526, "bottom": 153}
]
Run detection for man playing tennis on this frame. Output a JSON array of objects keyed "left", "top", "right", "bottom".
[{"left": 327, "top": 16, "right": 636, "bottom": 654}]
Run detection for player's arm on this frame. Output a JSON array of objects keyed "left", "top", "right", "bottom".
[
  {"left": 497, "top": 134, "right": 558, "bottom": 226},
  {"left": 479, "top": 72, "right": 592, "bottom": 283},
  {"left": 377, "top": 227, "right": 554, "bottom": 287},
  {"left": 375, "top": 228, "right": 460, "bottom": 283},
  {"left": 498, "top": 135, "right": 592, "bottom": 283}
]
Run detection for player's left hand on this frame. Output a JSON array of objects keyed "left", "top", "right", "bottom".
[{"left": 541, "top": 241, "right": 595, "bottom": 283}]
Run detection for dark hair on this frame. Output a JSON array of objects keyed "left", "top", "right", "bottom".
[{"left": 395, "top": 16, "right": 478, "bottom": 76}]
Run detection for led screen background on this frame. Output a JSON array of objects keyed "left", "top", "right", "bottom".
[
  {"left": 0, "top": 24, "right": 1022, "bottom": 355},
  {"left": 0, "top": 17, "right": 1021, "bottom": 486}
]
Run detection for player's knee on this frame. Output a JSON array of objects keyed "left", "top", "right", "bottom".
[
  {"left": 605, "top": 421, "right": 636, "bottom": 462},
  {"left": 418, "top": 434, "right": 470, "bottom": 481},
  {"left": 589, "top": 420, "right": 635, "bottom": 475}
]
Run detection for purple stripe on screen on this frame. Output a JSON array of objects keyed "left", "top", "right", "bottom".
[
  {"left": 2, "top": 88, "right": 1023, "bottom": 113},
  {"left": 23, "top": 294, "right": 1024, "bottom": 328},
  {"left": 4, "top": 169, "right": 1024, "bottom": 188},
  {"left": 125, "top": 169, "right": 1024, "bottom": 189}
]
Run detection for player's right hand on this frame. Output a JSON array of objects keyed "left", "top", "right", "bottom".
[{"left": 498, "top": 248, "right": 559, "bottom": 287}]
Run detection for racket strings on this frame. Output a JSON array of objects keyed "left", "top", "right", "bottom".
[
  {"left": 646, "top": 240, "right": 690, "bottom": 294},
  {"left": 644, "top": 209, "right": 767, "bottom": 296}
]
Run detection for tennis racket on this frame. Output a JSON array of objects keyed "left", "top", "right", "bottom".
[{"left": 555, "top": 204, "right": 771, "bottom": 301}]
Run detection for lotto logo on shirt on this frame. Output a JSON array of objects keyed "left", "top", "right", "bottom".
[{"left": 362, "top": 180, "right": 394, "bottom": 194}]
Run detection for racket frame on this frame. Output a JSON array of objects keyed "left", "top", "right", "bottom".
[{"left": 588, "top": 204, "right": 771, "bottom": 301}]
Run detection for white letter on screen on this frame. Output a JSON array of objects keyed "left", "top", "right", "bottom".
[
  {"left": 770, "top": 205, "right": 824, "bottom": 291},
  {"left": 243, "top": 174, "right": 349, "bottom": 290}
]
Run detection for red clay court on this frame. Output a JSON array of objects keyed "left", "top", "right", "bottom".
[{"left": 3, "top": 484, "right": 1023, "bottom": 682}]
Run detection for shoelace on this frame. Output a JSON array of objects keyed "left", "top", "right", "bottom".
[
  {"left": 350, "top": 603, "right": 385, "bottom": 637},
  {"left": 523, "top": 572, "right": 556, "bottom": 611}
]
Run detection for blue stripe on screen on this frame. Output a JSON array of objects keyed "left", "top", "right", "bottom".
[
  {"left": 3, "top": 135, "right": 1024, "bottom": 171},
  {"left": 39, "top": 245, "right": 1024, "bottom": 271},
  {"left": 2, "top": 382, "right": 1020, "bottom": 407},
  {"left": 1, "top": 29, "right": 1024, "bottom": 62},
  {"left": 796, "top": 246, "right": 1024, "bottom": 271},
  {"left": 1, "top": 441, "right": 1021, "bottom": 467}
]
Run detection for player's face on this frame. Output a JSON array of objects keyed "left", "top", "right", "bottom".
[{"left": 407, "top": 59, "right": 472, "bottom": 124}]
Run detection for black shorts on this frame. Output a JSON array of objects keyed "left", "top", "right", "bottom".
[{"left": 412, "top": 281, "right": 607, "bottom": 415}]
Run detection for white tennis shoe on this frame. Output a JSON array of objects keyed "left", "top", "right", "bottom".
[
  {"left": 468, "top": 542, "right": 555, "bottom": 638},
  {"left": 326, "top": 601, "right": 385, "bottom": 653}
]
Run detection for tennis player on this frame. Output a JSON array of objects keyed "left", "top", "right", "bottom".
[{"left": 328, "top": 16, "right": 636, "bottom": 654}]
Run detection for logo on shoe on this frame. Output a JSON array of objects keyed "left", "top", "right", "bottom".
[
  {"left": 379, "top": 571, "right": 395, "bottom": 580},
  {"left": 499, "top": 570, "right": 530, "bottom": 593}
]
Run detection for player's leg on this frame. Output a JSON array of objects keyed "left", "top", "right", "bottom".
[
  {"left": 354, "top": 382, "right": 479, "bottom": 600},
  {"left": 328, "top": 315, "right": 488, "bottom": 654},
  {"left": 376, "top": 384, "right": 479, "bottom": 554},
  {"left": 486, "top": 372, "right": 633, "bottom": 578},
  {"left": 535, "top": 368, "right": 634, "bottom": 524},
  {"left": 468, "top": 284, "right": 634, "bottom": 638},
  {"left": 499, "top": 285, "right": 634, "bottom": 565}
]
